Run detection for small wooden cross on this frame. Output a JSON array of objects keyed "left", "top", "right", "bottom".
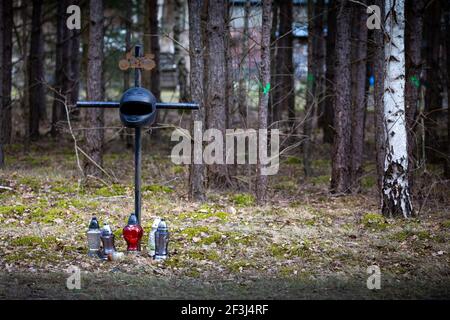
[{"left": 118, "top": 49, "right": 156, "bottom": 71}]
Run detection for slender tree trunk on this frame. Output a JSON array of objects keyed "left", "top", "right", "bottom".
[
  {"left": 268, "top": 1, "right": 279, "bottom": 128},
  {"left": 0, "top": 0, "right": 3, "bottom": 167},
  {"left": 323, "top": 0, "right": 336, "bottom": 144},
  {"left": 1, "top": 0, "right": 13, "bottom": 151},
  {"left": 382, "top": 0, "right": 413, "bottom": 218},
  {"left": 21, "top": 1, "right": 30, "bottom": 140},
  {"left": 278, "top": 0, "right": 294, "bottom": 129},
  {"left": 28, "top": 0, "right": 45, "bottom": 141},
  {"left": 205, "top": 0, "right": 230, "bottom": 187},
  {"left": 146, "top": 0, "right": 161, "bottom": 138},
  {"left": 225, "top": 2, "right": 234, "bottom": 130},
  {"left": 188, "top": 0, "right": 206, "bottom": 201},
  {"left": 350, "top": 0, "right": 368, "bottom": 191},
  {"left": 445, "top": 1, "right": 450, "bottom": 178},
  {"left": 122, "top": 1, "right": 133, "bottom": 149},
  {"left": 423, "top": 0, "right": 442, "bottom": 164},
  {"left": 83, "top": 0, "right": 105, "bottom": 177},
  {"left": 404, "top": 0, "right": 424, "bottom": 185},
  {"left": 239, "top": 0, "right": 251, "bottom": 126},
  {"left": 256, "top": 0, "right": 272, "bottom": 204},
  {"left": 51, "top": 0, "right": 70, "bottom": 137},
  {"left": 174, "top": 0, "right": 188, "bottom": 102},
  {"left": 373, "top": 0, "right": 385, "bottom": 200},
  {"left": 269, "top": 1, "right": 281, "bottom": 128},
  {"left": 273, "top": 0, "right": 294, "bottom": 130},
  {"left": 330, "top": 0, "right": 352, "bottom": 194},
  {"left": 304, "top": 0, "right": 325, "bottom": 177},
  {"left": 148, "top": 0, "right": 160, "bottom": 100},
  {"left": 68, "top": 0, "right": 81, "bottom": 110}
]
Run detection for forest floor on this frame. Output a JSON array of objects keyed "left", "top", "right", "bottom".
[{"left": 0, "top": 135, "right": 449, "bottom": 299}]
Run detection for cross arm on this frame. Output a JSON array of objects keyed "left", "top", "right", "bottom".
[{"left": 76, "top": 101, "right": 199, "bottom": 110}]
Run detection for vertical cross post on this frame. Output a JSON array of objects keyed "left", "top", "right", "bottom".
[{"left": 134, "top": 45, "right": 142, "bottom": 224}]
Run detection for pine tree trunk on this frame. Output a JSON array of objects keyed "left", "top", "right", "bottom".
[
  {"left": 174, "top": 0, "right": 189, "bottom": 102},
  {"left": 146, "top": 0, "right": 161, "bottom": 138},
  {"left": 404, "top": 0, "right": 424, "bottom": 186},
  {"left": 83, "top": 0, "right": 105, "bottom": 177},
  {"left": 323, "top": 0, "right": 336, "bottom": 144},
  {"left": 330, "top": 0, "right": 352, "bottom": 194},
  {"left": 51, "top": 0, "right": 71, "bottom": 137},
  {"left": 382, "top": 0, "right": 413, "bottom": 218},
  {"left": 445, "top": 1, "right": 450, "bottom": 178},
  {"left": 373, "top": 0, "right": 385, "bottom": 200},
  {"left": 350, "top": 0, "right": 368, "bottom": 191},
  {"left": 278, "top": 0, "right": 294, "bottom": 130},
  {"left": 69, "top": 0, "right": 81, "bottom": 111},
  {"left": 1, "top": 0, "right": 12, "bottom": 151},
  {"left": 122, "top": 1, "right": 133, "bottom": 149},
  {"left": 188, "top": 0, "right": 206, "bottom": 201},
  {"left": 28, "top": 0, "right": 45, "bottom": 141},
  {"left": 256, "top": 0, "right": 272, "bottom": 204},
  {"left": 423, "top": 0, "right": 442, "bottom": 164},
  {"left": 148, "top": 0, "right": 160, "bottom": 100},
  {"left": 205, "top": 0, "right": 231, "bottom": 187},
  {"left": 238, "top": 0, "right": 251, "bottom": 127},
  {"left": 268, "top": 1, "right": 279, "bottom": 128},
  {"left": 304, "top": 0, "right": 325, "bottom": 177}
]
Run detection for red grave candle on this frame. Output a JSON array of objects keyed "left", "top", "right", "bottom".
[{"left": 123, "top": 213, "right": 144, "bottom": 252}]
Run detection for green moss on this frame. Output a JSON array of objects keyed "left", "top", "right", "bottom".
[
  {"left": 304, "top": 219, "right": 316, "bottom": 226},
  {"left": 55, "top": 198, "right": 99, "bottom": 210},
  {"left": 286, "top": 156, "right": 301, "bottom": 165},
  {"left": 230, "top": 193, "right": 255, "bottom": 207},
  {"left": 361, "top": 175, "right": 376, "bottom": 189},
  {"left": 312, "top": 159, "right": 330, "bottom": 169},
  {"left": 185, "top": 269, "right": 201, "bottom": 278},
  {"left": 180, "top": 226, "right": 210, "bottom": 239},
  {"left": 227, "top": 260, "right": 256, "bottom": 273},
  {"left": 0, "top": 204, "right": 26, "bottom": 216},
  {"left": 27, "top": 206, "right": 75, "bottom": 224},
  {"left": 22, "top": 155, "right": 51, "bottom": 166},
  {"left": 18, "top": 176, "right": 41, "bottom": 191},
  {"left": 94, "top": 184, "right": 126, "bottom": 197},
  {"left": 172, "top": 165, "right": 185, "bottom": 174},
  {"left": 310, "top": 175, "right": 330, "bottom": 185},
  {"left": 278, "top": 266, "right": 312, "bottom": 278},
  {"left": 390, "top": 228, "right": 431, "bottom": 242},
  {"left": 269, "top": 241, "right": 311, "bottom": 259},
  {"left": 441, "top": 220, "right": 450, "bottom": 228},
  {"left": 178, "top": 208, "right": 228, "bottom": 222},
  {"left": 188, "top": 250, "right": 220, "bottom": 262},
  {"left": 142, "top": 184, "right": 174, "bottom": 194},
  {"left": 11, "top": 235, "right": 58, "bottom": 248},
  {"left": 201, "top": 233, "right": 222, "bottom": 245},
  {"left": 273, "top": 181, "right": 297, "bottom": 192},
  {"left": 362, "top": 213, "right": 388, "bottom": 230},
  {"left": 165, "top": 256, "right": 184, "bottom": 268},
  {"left": 52, "top": 182, "right": 80, "bottom": 194}
]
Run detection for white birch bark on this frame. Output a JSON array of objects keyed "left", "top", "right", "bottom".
[{"left": 382, "top": 0, "right": 413, "bottom": 218}]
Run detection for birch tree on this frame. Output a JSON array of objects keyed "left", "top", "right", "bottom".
[{"left": 382, "top": 0, "right": 413, "bottom": 218}]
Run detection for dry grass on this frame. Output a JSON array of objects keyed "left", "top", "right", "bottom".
[{"left": 0, "top": 137, "right": 449, "bottom": 299}]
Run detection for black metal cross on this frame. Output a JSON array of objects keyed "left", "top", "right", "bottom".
[{"left": 77, "top": 45, "right": 198, "bottom": 225}]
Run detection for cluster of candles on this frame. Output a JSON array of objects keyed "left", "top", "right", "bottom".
[{"left": 86, "top": 213, "right": 169, "bottom": 261}]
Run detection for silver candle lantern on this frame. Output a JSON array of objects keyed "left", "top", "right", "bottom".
[
  {"left": 100, "top": 224, "right": 116, "bottom": 260},
  {"left": 154, "top": 219, "right": 169, "bottom": 260},
  {"left": 86, "top": 216, "right": 102, "bottom": 257}
]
